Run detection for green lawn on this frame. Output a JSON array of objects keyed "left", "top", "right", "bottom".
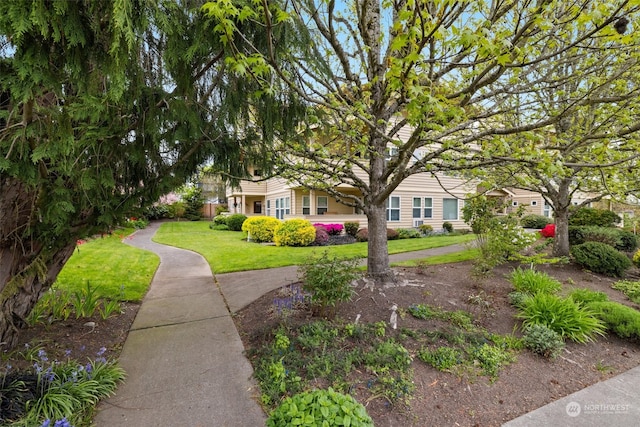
[
  {"left": 53, "top": 229, "right": 159, "bottom": 301},
  {"left": 153, "top": 221, "right": 477, "bottom": 273}
]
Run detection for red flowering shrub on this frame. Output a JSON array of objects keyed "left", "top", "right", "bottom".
[
  {"left": 313, "top": 223, "right": 344, "bottom": 235},
  {"left": 540, "top": 223, "right": 555, "bottom": 238}
]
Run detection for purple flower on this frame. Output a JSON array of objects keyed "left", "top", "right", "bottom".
[
  {"left": 39, "top": 420, "right": 51, "bottom": 427},
  {"left": 97, "top": 346, "right": 107, "bottom": 356}
]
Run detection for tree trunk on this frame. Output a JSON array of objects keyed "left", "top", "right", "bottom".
[
  {"left": 552, "top": 179, "right": 572, "bottom": 258},
  {"left": 0, "top": 176, "right": 76, "bottom": 348},
  {"left": 366, "top": 202, "right": 392, "bottom": 281}
]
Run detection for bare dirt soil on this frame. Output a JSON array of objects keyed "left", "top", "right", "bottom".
[
  {"left": 234, "top": 261, "right": 640, "bottom": 427},
  {"left": 4, "top": 260, "right": 640, "bottom": 427}
]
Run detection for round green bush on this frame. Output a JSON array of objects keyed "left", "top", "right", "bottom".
[
  {"left": 520, "top": 214, "right": 551, "bottom": 229},
  {"left": 418, "top": 224, "right": 434, "bottom": 236},
  {"left": 522, "top": 324, "right": 565, "bottom": 358},
  {"left": 397, "top": 228, "right": 422, "bottom": 239},
  {"left": 343, "top": 221, "right": 359, "bottom": 238},
  {"left": 212, "top": 214, "right": 227, "bottom": 226},
  {"left": 634, "top": 249, "right": 640, "bottom": 267},
  {"left": 274, "top": 219, "right": 316, "bottom": 247},
  {"left": 588, "top": 301, "right": 640, "bottom": 340},
  {"left": 569, "top": 207, "right": 620, "bottom": 227},
  {"left": 442, "top": 221, "right": 453, "bottom": 233},
  {"left": 242, "top": 216, "right": 281, "bottom": 242},
  {"left": 226, "top": 213, "right": 247, "bottom": 231},
  {"left": 266, "top": 388, "right": 373, "bottom": 427},
  {"left": 570, "top": 241, "right": 632, "bottom": 277}
]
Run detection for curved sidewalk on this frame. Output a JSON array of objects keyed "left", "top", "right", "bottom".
[{"left": 95, "top": 223, "right": 640, "bottom": 426}]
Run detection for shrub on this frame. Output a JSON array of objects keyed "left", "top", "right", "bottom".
[
  {"left": 209, "top": 223, "right": 229, "bottom": 231},
  {"left": 508, "top": 291, "right": 531, "bottom": 308},
  {"left": 509, "top": 268, "right": 562, "bottom": 295},
  {"left": 226, "top": 213, "right": 248, "bottom": 231},
  {"left": 215, "top": 204, "right": 228, "bottom": 216},
  {"left": 522, "top": 324, "right": 565, "bottom": 358},
  {"left": 567, "top": 225, "right": 634, "bottom": 250},
  {"left": 418, "top": 223, "right": 434, "bottom": 236},
  {"left": 241, "top": 216, "right": 280, "bottom": 242},
  {"left": 588, "top": 301, "right": 640, "bottom": 340},
  {"left": 568, "top": 288, "right": 609, "bottom": 305},
  {"left": 266, "top": 388, "right": 373, "bottom": 427},
  {"left": 313, "top": 226, "right": 330, "bottom": 246},
  {"left": 442, "top": 221, "right": 454, "bottom": 233},
  {"left": 634, "top": 249, "right": 640, "bottom": 267},
  {"left": 521, "top": 214, "right": 552, "bottom": 229},
  {"left": 313, "top": 223, "right": 344, "bottom": 235},
  {"left": 274, "top": 219, "right": 316, "bottom": 247},
  {"left": 299, "top": 252, "right": 360, "bottom": 318},
  {"left": 387, "top": 228, "right": 399, "bottom": 240},
  {"left": 611, "top": 280, "right": 640, "bottom": 304},
  {"left": 167, "top": 201, "right": 186, "bottom": 219},
  {"left": 212, "top": 214, "right": 227, "bottom": 226},
  {"left": 569, "top": 207, "right": 620, "bottom": 227},
  {"left": 397, "top": 228, "right": 422, "bottom": 239},
  {"left": 516, "top": 293, "right": 606, "bottom": 343},
  {"left": 182, "top": 186, "right": 204, "bottom": 221},
  {"left": 344, "top": 221, "right": 359, "bottom": 238},
  {"left": 539, "top": 223, "right": 555, "bottom": 238},
  {"left": 570, "top": 241, "right": 632, "bottom": 277},
  {"left": 355, "top": 228, "right": 399, "bottom": 242},
  {"left": 144, "top": 203, "right": 170, "bottom": 220},
  {"left": 617, "top": 230, "right": 638, "bottom": 252}
]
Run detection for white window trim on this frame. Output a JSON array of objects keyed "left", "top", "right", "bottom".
[
  {"left": 443, "top": 198, "right": 459, "bottom": 221},
  {"left": 387, "top": 196, "right": 401, "bottom": 222}
]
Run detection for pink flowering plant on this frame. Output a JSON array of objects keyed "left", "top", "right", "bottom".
[{"left": 313, "top": 223, "right": 343, "bottom": 236}]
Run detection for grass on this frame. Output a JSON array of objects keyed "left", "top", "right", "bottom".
[
  {"left": 392, "top": 248, "right": 480, "bottom": 267},
  {"left": 152, "top": 221, "right": 476, "bottom": 273},
  {"left": 53, "top": 229, "right": 159, "bottom": 302}
]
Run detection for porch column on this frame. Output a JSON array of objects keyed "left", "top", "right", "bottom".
[
  {"left": 310, "top": 190, "right": 316, "bottom": 216},
  {"left": 241, "top": 194, "right": 246, "bottom": 214}
]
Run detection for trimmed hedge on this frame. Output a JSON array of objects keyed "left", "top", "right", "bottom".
[
  {"left": 570, "top": 241, "right": 631, "bottom": 277},
  {"left": 241, "top": 216, "right": 281, "bottom": 242},
  {"left": 274, "top": 219, "right": 316, "bottom": 247},
  {"left": 226, "top": 213, "right": 247, "bottom": 231},
  {"left": 521, "top": 214, "right": 552, "bottom": 229},
  {"left": 569, "top": 207, "right": 620, "bottom": 227},
  {"left": 568, "top": 226, "right": 638, "bottom": 252}
]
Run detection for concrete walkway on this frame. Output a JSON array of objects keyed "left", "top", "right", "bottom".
[{"left": 95, "top": 222, "right": 640, "bottom": 426}]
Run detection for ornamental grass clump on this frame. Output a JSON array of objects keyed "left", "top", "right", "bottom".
[
  {"left": 509, "top": 268, "right": 562, "bottom": 295},
  {"left": 516, "top": 293, "right": 606, "bottom": 343}
]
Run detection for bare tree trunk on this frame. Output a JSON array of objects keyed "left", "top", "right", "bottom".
[
  {"left": 552, "top": 179, "right": 572, "bottom": 258},
  {"left": 366, "top": 202, "right": 392, "bottom": 281},
  {"left": 0, "top": 176, "right": 76, "bottom": 348}
]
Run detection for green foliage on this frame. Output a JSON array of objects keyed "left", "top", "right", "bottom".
[
  {"left": 71, "top": 282, "right": 103, "bottom": 319},
  {"left": 241, "top": 215, "right": 280, "bottom": 241},
  {"left": 471, "top": 343, "right": 515, "bottom": 378},
  {"left": 407, "top": 304, "right": 436, "bottom": 320},
  {"left": 418, "top": 224, "right": 434, "bottom": 236},
  {"left": 611, "top": 280, "right": 640, "bottom": 304},
  {"left": 516, "top": 293, "right": 606, "bottom": 343},
  {"left": 180, "top": 186, "right": 204, "bottom": 221},
  {"left": 343, "top": 222, "right": 360, "bottom": 238},
  {"left": 570, "top": 241, "right": 632, "bottom": 277},
  {"left": 569, "top": 207, "right": 620, "bottom": 227},
  {"left": 509, "top": 268, "right": 562, "bottom": 295},
  {"left": 299, "top": 252, "right": 360, "bottom": 318},
  {"left": 567, "top": 226, "right": 636, "bottom": 251},
  {"left": 588, "top": 301, "right": 640, "bottom": 340},
  {"left": 463, "top": 197, "right": 537, "bottom": 276},
  {"left": 167, "top": 202, "right": 187, "bottom": 219},
  {"left": 568, "top": 288, "right": 609, "bottom": 305},
  {"left": 226, "top": 214, "right": 248, "bottom": 232},
  {"left": 209, "top": 223, "right": 230, "bottom": 231},
  {"left": 417, "top": 346, "right": 463, "bottom": 371},
  {"left": 266, "top": 388, "right": 373, "bottom": 427},
  {"left": 215, "top": 205, "right": 229, "bottom": 216},
  {"left": 442, "top": 222, "right": 454, "bottom": 233},
  {"left": 212, "top": 214, "right": 228, "bottom": 226},
  {"left": 633, "top": 249, "right": 640, "bottom": 267},
  {"left": 522, "top": 324, "right": 565, "bottom": 358},
  {"left": 508, "top": 291, "right": 531, "bottom": 308},
  {"left": 520, "top": 214, "right": 552, "bottom": 229},
  {"left": 144, "top": 203, "right": 170, "bottom": 220},
  {"left": 274, "top": 219, "right": 316, "bottom": 247},
  {"left": 397, "top": 228, "right": 422, "bottom": 239}
]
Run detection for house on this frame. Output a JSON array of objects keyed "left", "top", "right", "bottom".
[{"left": 226, "top": 161, "right": 479, "bottom": 231}]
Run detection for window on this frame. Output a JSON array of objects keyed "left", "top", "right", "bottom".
[
  {"left": 543, "top": 202, "right": 552, "bottom": 218},
  {"left": 276, "top": 197, "right": 290, "bottom": 219},
  {"left": 386, "top": 196, "right": 400, "bottom": 221},
  {"left": 385, "top": 147, "right": 399, "bottom": 162},
  {"left": 302, "top": 196, "right": 310, "bottom": 215},
  {"left": 253, "top": 169, "right": 262, "bottom": 177},
  {"left": 531, "top": 200, "right": 538, "bottom": 206},
  {"left": 317, "top": 196, "right": 328, "bottom": 215},
  {"left": 266, "top": 199, "right": 271, "bottom": 216},
  {"left": 412, "top": 197, "right": 433, "bottom": 219},
  {"left": 253, "top": 201, "right": 262, "bottom": 214},
  {"left": 512, "top": 201, "right": 518, "bottom": 207},
  {"left": 443, "top": 198, "right": 459, "bottom": 220}
]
